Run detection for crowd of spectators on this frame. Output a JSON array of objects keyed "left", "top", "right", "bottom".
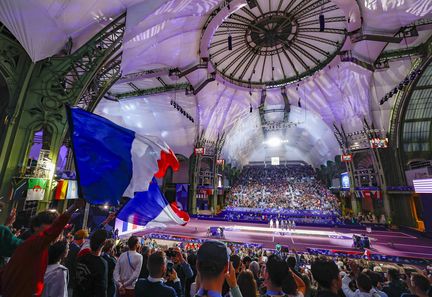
[
  {"left": 1, "top": 200, "right": 431, "bottom": 297},
  {"left": 226, "top": 165, "right": 340, "bottom": 213}
]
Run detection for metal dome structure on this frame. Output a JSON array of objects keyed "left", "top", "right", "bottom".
[
  {"left": 0, "top": 0, "right": 430, "bottom": 166},
  {"left": 205, "top": 0, "right": 347, "bottom": 88}
]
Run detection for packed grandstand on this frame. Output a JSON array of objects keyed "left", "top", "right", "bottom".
[{"left": 227, "top": 164, "right": 339, "bottom": 212}]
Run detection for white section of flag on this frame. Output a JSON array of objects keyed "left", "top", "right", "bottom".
[
  {"left": 413, "top": 178, "right": 432, "bottom": 193},
  {"left": 122, "top": 134, "right": 170, "bottom": 198}
]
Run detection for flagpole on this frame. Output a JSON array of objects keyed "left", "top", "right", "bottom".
[
  {"left": 66, "top": 105, "right": 89, "bottom": 228},
  {"left": 82, "top": 202, "right": 90, "bottom": 229}
]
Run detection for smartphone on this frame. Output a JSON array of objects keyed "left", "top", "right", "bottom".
[{"left": 167, "top": 261, "right": 174, "bottom": 273}]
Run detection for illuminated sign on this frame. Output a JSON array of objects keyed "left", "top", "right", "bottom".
[
  {"left": 341, "top": 172, "right": 350, "bottom": 189},
  {"left": 413, "top": 178, "right": 432, "bottom": 194},
  {"left": 194, "top": 147, "right": 205, "bottom": 155},
  {"left": 341, "top": 154, "right": 353, "bottom": 162}
]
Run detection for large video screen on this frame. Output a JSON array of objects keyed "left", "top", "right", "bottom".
[
  {"left": 271, "top": 157, "right": 280, "bottom": 165},
  {"left": 341, "top": 172, "right": 350, "bottom": 189}
]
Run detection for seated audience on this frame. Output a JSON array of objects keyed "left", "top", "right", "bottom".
[{"left": 225, "top": 165, "right": 340, "bottom": 220}]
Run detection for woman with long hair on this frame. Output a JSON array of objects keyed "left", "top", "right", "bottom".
[{"left": 238, "top": 270, "right": 258, "bottom": 297}]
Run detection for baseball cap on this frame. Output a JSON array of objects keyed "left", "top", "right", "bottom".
[{"left": 197, "top": 241, "right": 229, "bottom": 278}]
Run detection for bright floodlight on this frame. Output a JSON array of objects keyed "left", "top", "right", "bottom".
[{"left": 267, "top": 137, "right": 282, "bottom": 147}]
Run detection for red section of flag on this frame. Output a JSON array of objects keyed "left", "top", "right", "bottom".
[
  {"left": 154, "top": 149, "right": 179, "bottom": 178},
  {"left": 169, "top": 201, "right": 190, "bottom": 226}
]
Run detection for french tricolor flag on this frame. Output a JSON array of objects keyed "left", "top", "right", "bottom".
[
  {"left": 67, "top": 107, "right": 189, "bottom": 228},
  {"left": 117, "top": 178, "right": 189, "bottom": 232}
]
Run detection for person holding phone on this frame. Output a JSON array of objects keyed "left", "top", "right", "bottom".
[
  {"left": 402, "top": 273, "right": 431, "bottom": 297},
  {"left": 135, "top": 251, "right": 182, "bottom": 297},
  {"left": 165, "top": 247, "right": 193, "bottom": 297},
  {"left": 194, "top": 241, "right": 242, "bottom": 297}
]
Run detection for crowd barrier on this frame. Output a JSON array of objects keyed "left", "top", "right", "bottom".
[
  {"left": 145, "top": 232, "right": 263, "bottom": 249},
  {"left": 306, "top": 248, "right": 432, "bottom": 266},
  {"left": 192, "top": 211, "right": 388, "bottom": 231}
]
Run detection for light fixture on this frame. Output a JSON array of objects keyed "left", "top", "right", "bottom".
[{"left": 267, "top": 137, "right": 282, "bottom": 147}]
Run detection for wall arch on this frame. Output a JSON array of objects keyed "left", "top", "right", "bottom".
[{"left": 398, "top": 58, "right": 432, "bottom": 166}]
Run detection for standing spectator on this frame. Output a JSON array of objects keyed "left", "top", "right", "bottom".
[
  {"left": 135, "top": 251, "right": 181, "bottom": 297},
  {"left": 42, "top": 240, "right": 69, "bottom": 297},
  {"left": 194, "top": 240, "right": 242, "bottom": 297},
  {"left": 262, "top": 254, "right": 304, "bottom": 297},
  {"left": 237, "top": 270, "right": 258, "bottom": 297},
  {"left": 249, "top": 261, "right": 263, "bottom": 288},
  {"left": 382, "top": 269, "right": 409, "bottom": 297},
  {"left": 114, "top": 236, "right": 143, "bottom": 297},
  {"left": 65, "top": 229, "right": 88, "bottom": 295},
  {"left": 342, "top": 272, "right": 377, "bottom": 297},
  {"left": 139, "top": 246, "right": 150, "bottom": 279},
  {"left": 102, "top": 239, "right": 117, "bottom": 297},
  {"left": 366, "top": 271, "right": 388, "bottom": 297},
  {"left": 1, "top": 200, "right": 84, "bottom": 297},
  {"left": 0, "top": 208, "right": 22, "bottom": 268},
  {"left": 185, "top": 253, "right": 198, "bottom": 297},
  {"left": 403, "top": 273, "right": 431, "bottom": 297},
  {"left": 166, "top": 247, "right": 193, "bottom": 297},
  {"left": 311, "top": 259, "right": 342, "bottom": 297},
  {"left": 223, "top": 255, "right": 243, "bottom": 296},
  {"left": 242, "top": 256, "right": 252, "bottom": 270},
  {"left": 74, "top": 229, "right": 109, "bottom": 297}
]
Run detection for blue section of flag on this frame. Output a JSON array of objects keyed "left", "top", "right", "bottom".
[
  {"left": 122, "top": 220, "right": 129, "bottom": 232},
  {"left": 117, "top": 178, "right": 168, "bottom": 226},
  {"left": 68, "top": 107, "right": 135, "bottom": 205}
]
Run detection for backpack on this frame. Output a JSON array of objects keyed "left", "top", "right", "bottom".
[{"left": 75, "top": 261, "right": 93, "bottom": 292}]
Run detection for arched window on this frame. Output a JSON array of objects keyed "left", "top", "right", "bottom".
[{"left": 401, "top": 61, "right": 432, "bottom": 156}]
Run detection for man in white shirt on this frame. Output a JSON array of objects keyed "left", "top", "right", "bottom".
[
  {"left": 114, "top": 236, "right": 143, "bottom": 297},
  {"left": 342, "top": 272, "right": 381, "bottom": 297}
]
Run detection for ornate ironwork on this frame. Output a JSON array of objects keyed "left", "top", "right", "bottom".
[
  {"left": 205, "top": 0, "right": 347, "bottom": 88},
  {"left": 114, "top": 82, "right": 192, "bottom": 99},
  {"left": 31, "top": 13, "right": 126, "bottom": 111}
]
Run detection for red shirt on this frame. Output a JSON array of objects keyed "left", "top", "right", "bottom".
[{"left": 1, "top": 212, "right": 70, "bottom": 297}]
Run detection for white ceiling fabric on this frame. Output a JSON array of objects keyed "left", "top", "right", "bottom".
[
  {"left": 0, "top": 0, "right": 431, "bottom": 166},
  {"left": 94, "top": 91, "right": 197, "bottom": 157},
  {"left": 0, "top": 0, "right": 152, "bottom": 61}
]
